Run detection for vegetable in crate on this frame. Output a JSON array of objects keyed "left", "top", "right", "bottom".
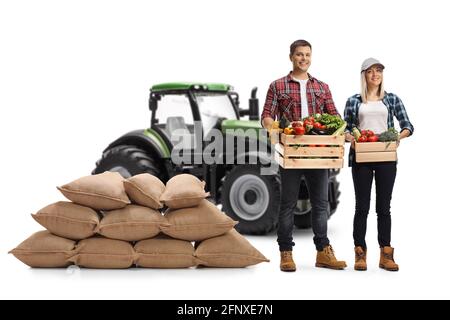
[
  {"left": 353, "top": 127, "right": 380, "bottom": 142},
  {"left": 294, "top": 126, "right": 305, "bottom": 135},
  {"left": 284, "top": 127, "right": 295, "bottom": 135},
  {"left": 332, "top": 122, "right": 347, "bottom": 136},
  {"left": 378, "top": 128, "right": 399, "bottom": 142},
  {"left": 352, "top": 127, "right": 361, "bottom": 140},
  {"left": 317, "top": 113, "right": 345, "bottom": 134},
  {"left": 279, "top": 115, "right": 290, "bottom": 129}
]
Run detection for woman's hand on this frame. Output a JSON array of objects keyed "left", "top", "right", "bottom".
[
  {"left": 345, "top": 132, "right": 355, "bottom": 149},
  {"left": 397, "top": 129, "right": 411, "bottom": 147},
  {"left": 399, "top": 129, "right": 411, "bottom": 140}
]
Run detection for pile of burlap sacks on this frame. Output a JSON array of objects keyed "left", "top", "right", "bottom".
[{"left": 9, "top": 172, "right": 269, "bottom": 269}]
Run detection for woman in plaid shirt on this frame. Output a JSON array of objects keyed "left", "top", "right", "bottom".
[{"left": 343, "top": 58, "right": 414, "bottom": 272}]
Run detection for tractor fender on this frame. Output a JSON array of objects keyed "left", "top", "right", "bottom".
[{"left": 105, "top": 129, "right": 170, "bottom": 159}]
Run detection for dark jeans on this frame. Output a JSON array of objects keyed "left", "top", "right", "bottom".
[
  {"left": 352, "top": 161, "right": 397, "bottom": 249},
  {"left": 277, "top": 167, "right": 330, "bottom": 251}
]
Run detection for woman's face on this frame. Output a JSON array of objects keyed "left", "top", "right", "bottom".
[{"left": 365, "top": 65, "right": 383, "bottom": 87}]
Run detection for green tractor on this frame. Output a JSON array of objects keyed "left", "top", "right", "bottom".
[{"left": 92, "top": 82, "right": 341, "bottom": 234}]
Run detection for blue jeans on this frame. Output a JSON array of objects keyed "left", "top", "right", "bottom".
[{"left": 277, "top": 167, "right": 330, "bottom": 251}]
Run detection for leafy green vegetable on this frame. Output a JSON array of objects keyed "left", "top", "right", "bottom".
[
  {"left": 378, "top": 128, "right": 399, "bottom": 142},
  {"left": 312, "top": 113, "right": 345, "bottom": 134},
  {"left": 332, "top": 122, "right": 347, "bottom": 136}
]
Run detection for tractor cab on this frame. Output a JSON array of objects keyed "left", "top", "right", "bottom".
[{"left": 148, "top": 82, "right": 259, "bottom": 150}]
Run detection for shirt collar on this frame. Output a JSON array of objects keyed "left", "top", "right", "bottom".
[{"left": 287, "top": 72, "right": 313, "bottom": 82}]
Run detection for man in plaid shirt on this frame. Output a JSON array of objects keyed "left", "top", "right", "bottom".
[{"left": 261, "top": 39, "right": 346, "bottom": 272}]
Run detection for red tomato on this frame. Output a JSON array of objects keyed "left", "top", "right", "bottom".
[
  {"left": 292, "top": 121, "right": 300, "bottom": 128},
  {"left": 313, "top": 122, "right": 322, "bottom": 129},
  {"left": 358, "top": 136, "right": 368, "bottom": 143},
  {"left": 361, "top": 130, "right": 368, "bottom": 136},
  {"left": 320, "top": 124, "right": 327, "bottom": 130},
  {"left": 367, "top": 135, "right": 379, "bottom": 142},
  {"left": 294, "top": 126, "right": 305, "bottom": 135},
  {"left": 367, "top": 130, "right": 374, "bottom": 137}
]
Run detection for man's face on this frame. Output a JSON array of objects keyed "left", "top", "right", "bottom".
[{"left": 290, "top": 46, "right": 311, "bottom": 73}]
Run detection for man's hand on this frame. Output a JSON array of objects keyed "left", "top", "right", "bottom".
[{"left": 262, "top": 117, "right": 274, "bottom": 131}]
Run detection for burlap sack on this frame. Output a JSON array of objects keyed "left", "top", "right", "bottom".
[
  {"left": 124, "top": 173, "right": 165, "bottom": 209},
  {"left": 195, "top": 229, "right": 269, "bottom": 267},
  {"left": 57, "top": 171, "right": 130, "bottom": 210},
  {"left": 134, "top": 235, "right": 198, "bottom": 268},
  {"left": 161, "top": 199, "right": 237, "bottom": 241},
  {"left": 160, "top": 174, "right": 209, "bottom": 209},
  {"left": 98, "top": 205, "right": 168, "bottom": 241},
  {"left": 9, "top": 230, "right": 76, "bottom": 268},
  {"left": 32, "top": 201, "right": 99, "bottom": 240},
  {"left": 69, "top": 237, "right": 135, "bottom": 269}
]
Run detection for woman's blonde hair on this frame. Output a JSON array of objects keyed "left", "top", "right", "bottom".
[{"left": 360, "top": 70, "right": 385, "bottom": 103}]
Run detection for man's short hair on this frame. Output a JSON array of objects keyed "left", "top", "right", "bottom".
[{"left": 290, "top": 39, "right": 312, "bottom": 56}]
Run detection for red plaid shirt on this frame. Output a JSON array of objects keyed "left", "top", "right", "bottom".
[{"left": 261, "top": 72, "right": 339, "bottom": 122}]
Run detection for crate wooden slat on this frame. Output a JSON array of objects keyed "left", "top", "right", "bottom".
[
  {"left": 275, "top": 133, "right": 345, "bottom": 169},
  {"left": 281, "top": 134, "right": 345, "bottom": 145},
  {"left": 355, "top": 142, "right": 397, "bottom": 153},
  {"left": 275, "top": 143, "right": 344, "bottom": 157},
  {"left": 276, "top": 153, "right": 344, "bottom": 169},
  {"left": 355, "top": 141, "right": 398, "bottom": 163}
]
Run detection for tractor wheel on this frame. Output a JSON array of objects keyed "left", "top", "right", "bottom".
[
  {"left": 220, "top": 165, "right": 280, "bottom": 235},
  {"left": 293, "top": 174, "right": 340, "bottom": 229},
  {"left": 92, "top": 145, "right": 162, "bottom": 179}
]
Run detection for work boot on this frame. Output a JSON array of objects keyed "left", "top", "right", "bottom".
[
  {"left": 316, "top": 245, "right": 347, "bottom": 270},
  {"left": 280, "top": 251, "right": 296, "bottom": 272},
  {"left": 379, "top": 246, "right": 399, "bottom": 271},
  {"left": 354, "top": 246, "right": 367, "bottom": 271}
]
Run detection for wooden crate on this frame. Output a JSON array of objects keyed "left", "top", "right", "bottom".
[
  {"left": 275, "top": 133, "right": 345, "bottom": 169},
  {"left": 269, "top": 129, "right": 283, "bottom": 145},
  {"left": 355, "top": 141, "right": 397, "bottom": 163}
]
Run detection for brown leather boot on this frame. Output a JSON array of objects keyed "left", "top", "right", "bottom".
[
  {"left": 379, "top": 246, "right": 399, "bottom": 271},
  {"left": 354, "top": 246, "right": 367, "bottom": 271},
  {"left": 316, "top": 245, "right": 347, "bottom": 270},
  {"left": 280, "top": 251, "right": 296, "bottom": 272}
]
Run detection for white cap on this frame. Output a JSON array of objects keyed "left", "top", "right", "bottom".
[{"left": 361, "top": 58, "right": 385, "bottom": 72}]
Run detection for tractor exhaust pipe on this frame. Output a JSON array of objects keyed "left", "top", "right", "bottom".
[{"left": 248, "top": 87, "right": 259, "bottom": 120}]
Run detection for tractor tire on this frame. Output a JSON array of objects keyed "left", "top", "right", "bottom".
[
  {"left": 220, "top": 165, "right": 280, "bottom": 235},
  {"left": 92, "top": 145, "right": 161, "bottom": 179},
  {"left": 293, "top": 174, "right": 340, "bottom": 229}
]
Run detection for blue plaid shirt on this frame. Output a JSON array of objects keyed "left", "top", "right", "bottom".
[{"left": 343, "top": 92, "right": 414, "bottom": 166}]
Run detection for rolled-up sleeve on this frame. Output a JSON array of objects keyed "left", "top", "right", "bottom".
[
  {"left": 261, "top": 83, "right": 278, "bottom": 124},
  {"left": 393, "top": 95, "right": 414, "bottom": 135},
  {"left": 323, "top": 84, "right": 339, "bottom": 116}
]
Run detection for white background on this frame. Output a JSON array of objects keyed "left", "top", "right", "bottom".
[{"left": 0, "top": 0, "right": 449, "bottom": 300}]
